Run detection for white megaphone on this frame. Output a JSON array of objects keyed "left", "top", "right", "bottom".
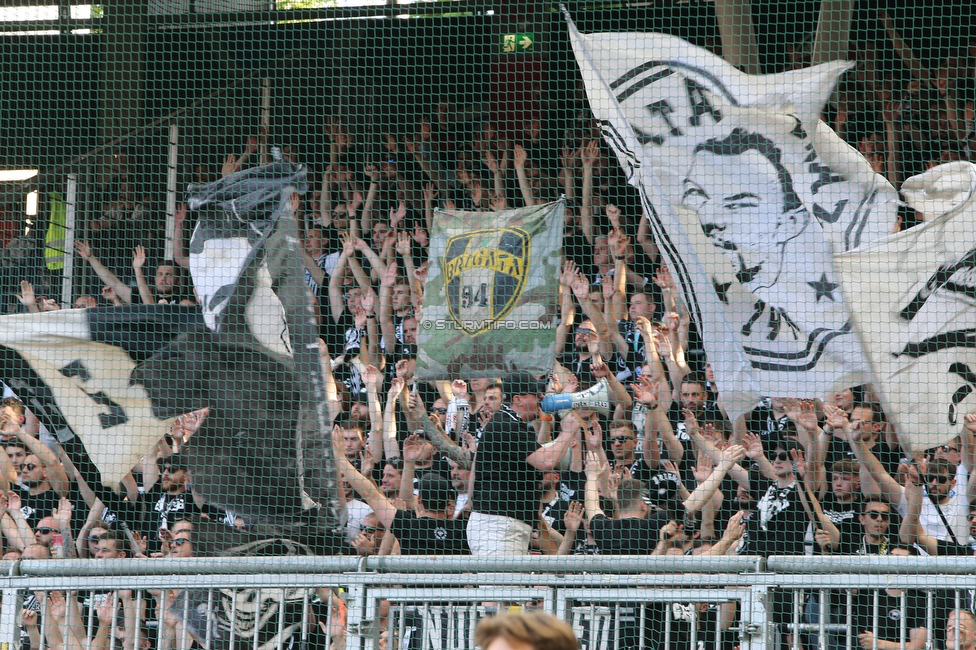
[{"left": 540, "top": 378, "right": 611, "bottom": 415}]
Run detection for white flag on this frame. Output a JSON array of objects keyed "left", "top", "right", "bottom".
[
  {"left": 567, "top": 19, "right": 891, "bottom": 415},
  {"left": 833, "top": 162, "right": 976, "bottom": 453}
]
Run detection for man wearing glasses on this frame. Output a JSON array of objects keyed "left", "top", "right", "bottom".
[{"left": 831, "top": 497, "right": 898, "bottom": 555}]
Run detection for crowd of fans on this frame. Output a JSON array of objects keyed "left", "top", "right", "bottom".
[{"left": 2, "top": 12, "right": 976, "bottom": 650}]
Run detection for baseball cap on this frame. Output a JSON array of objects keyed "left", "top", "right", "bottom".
[{"left": 501, "top": 372, "right": 548, "bottom": 399}]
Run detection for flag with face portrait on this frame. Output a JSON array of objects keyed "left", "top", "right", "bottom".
[
  {"left": 833, "top": 162, "right": 976, "bottom": 453},
  {"left": 566, "top": 17, "right": 889, "bottom": 416}
]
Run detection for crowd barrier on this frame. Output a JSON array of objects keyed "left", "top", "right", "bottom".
[{"left": 0, "top": 556, "right": 973, "bottom": 650}]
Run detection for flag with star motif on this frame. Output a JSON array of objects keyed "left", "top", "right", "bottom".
[
  {"left": 567, "top": 16, "right": 883, "bottom": 415},
  {"left": 833, "top": 162, "right": 976, "bottom": 453}
]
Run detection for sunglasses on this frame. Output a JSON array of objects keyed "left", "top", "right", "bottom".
[
  {"left": 35, "top": 527, "right": 54, "bottom": 535},
  {"left": 927, "top": 474, "right": 950, "bottom": 484},
  {"left": 361, "top": 526, "right": 379, "bottom": 535},
  {"left": 610, "top": 436, "right": 634, "bottom": 443},
  {"left": 433, "top": 407, "right": 447, "bottom": 415},
  {"left": 170, "top": 538, "right": 191, "bottom": 548},
  {"left": 576, "top": 328, "right": 595, "bottom": 336},
  {"left": 772, "top": 451, "right": 791, "bottom": 462},
  {"left": 864, "top": 511, "right": 890, "bottom": 521},
  {"left": 88, "top": 534, "right": 105, "bottom": 543},
  {"left": 940, "top": 446, "right": 959, "bottom": 453},
  {"left": 23, "top": 463, "right": 38, "bottom": 472}
]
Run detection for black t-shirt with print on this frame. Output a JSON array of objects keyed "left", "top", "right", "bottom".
[
  {"left": 741, "top": 481, "right": 806, "bottom": 557},
  {"left": 390, "top": 510, "right": 469, "bottom": 555}
]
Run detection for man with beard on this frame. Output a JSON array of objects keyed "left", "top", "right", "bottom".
[
  {"left": 19, "top": 451, "right": 69, "bottom": 531},
  {"left": 141, "top": 455, "right": 221, "bottom": 553}
]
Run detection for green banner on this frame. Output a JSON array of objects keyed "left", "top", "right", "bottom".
[{"left": 416, "top": 200, "right": 565, "bottom": 380}]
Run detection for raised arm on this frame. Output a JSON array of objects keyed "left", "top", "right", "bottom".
[
  {"left": 837, "top": 404, "right": 904, "bottom": 505},
  {"left": 569, "top": 270, "right": 614, "bottom": 361},
  {"left": 526, "top": 410, "right": 582, "bottom": 472},
  {"left": 743, "top": 431, "right": 778, "bottom": 482},
  {"left": 409, "top": 393, "right": 471, "bottom": 469},
  {"left": 75, "top": 241, "right": 132, "bottom": 304},
  {"left": 683, "top": 445, "right": 745, "bottom": 513},
  {"left": 685, "top": 409, "right": 749, "bottom": 487},
  {"left": 579, "top": 140, "right": 599, "bottom": 244},
  {"left": 554, "top": 261, "right": 577, "bottom": 357},
  {"left": 378, "top": 262, "right": 398, "bottom": 350},
  {"left": 16, "top": 430, "right": 69, "bottom": 496},
  {"left": 331, "top": 426, "right": 397, "bottom": 531},
  {"left": 899, "top": 460, "right": 939, "bottom": 555},
  {"left": 328, "top": 236, "right": 354, "bottom": 323},
  {"left": 132, "top": 245, "right": 155, "bottom": 305},
  {"left": 513, "top": 144, "right": 537, "bottom": 207}
]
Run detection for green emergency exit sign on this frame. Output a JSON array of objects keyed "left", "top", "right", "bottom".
[{"left": 501, "top": 33, "right": 535, "bottom": 53}]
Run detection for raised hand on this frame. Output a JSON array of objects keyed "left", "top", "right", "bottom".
[
  {"left": 605, "top": 204, "right": 622, "bottom": 230},
  {"left": 559, "top": 260, "right": 578, "bottom": 287},
  {"left": 381, "top": 261, "right": 398, "bottom": 288},
  {"left": 484, "top": 151, "right": 498, "bottom": 174},
  {"left": 389, "top": 377, "right": 405, "bottom": 400},
  {"left": 590, "top": 357, "right": 609, "bottom": 379},
  {"left": 742, "top": 432, "right": 764, "bottom": 460},
  {"left": 403, "top": 433, "right": 427, "bottom": 462},
  {"left": 601, "top": 274, "right": 616, "bottom": 301},
  {"left": 580, "top": 140, "right": 599, "bottom": 168},
  {"left": 6, "top": 490, "right": 21, "bottom": 512},
  {"left": 413, "top": 262, "right": 429, "bottom": 284},
  {"left": 451, "top": 380, "right": 468, "bottom": 399},
  {"left": 721, "top": 444, "right": 746, "bottom": 465},
  {"left": 964, "top": 412, "right": 976, "bottom": 435},
  {"left": 354, "top": 306, "right": 367, "bottom": 330},
  {"left": 365, "top": 164, "right": 380, "bottom": 183},
  {"left": 722, "top": 511, "right": 747, "bottom": 542},
  {"left": 632, "top": 377, "right": 659, "bottom": 407},
  {"left": 683, "top": 407, "right": 701, "bottom": 436},
  {"left": 53, "top": 496, "right": 72, "bottom": 529},
  {"left": 396, "top": 231, "right": 412, "bottom": 257},
  {"left": 132, "top": 245, "right": 147, "bottom": 270},
  {"left": 653, "top": 264, "right": 676, "bottom": 292},
  {"left": 569, "top": 271, "right": 590, "bottom": 300},
  {"left": 390, "top": 201, "right": 407, "bottom": 230},
  {"left": 16, "top": 281, "right": 36, "bottom": 309},
  {"left": 361, "top": 289, "right": 376, "bottom": 315},
  {"left": 513, "top": 144, "right": 528, "bottom": 169},
  {"left": 74, "top": 240, "right": 92, "bottom": 260},
  {"left": 584, "top": 417, "right": 602, "bottom": 450},
  {"left": 423, "top": 183, "right": 436, "bottom": 203},
  {"left": 564, "top": 501, "right": 584, "bottom": 533},
  {"left": 363, "top": 364, "right": 382, "bottom": 389},
  {"left": 823, "top": 404, "right": 849, "bottom": 432}
]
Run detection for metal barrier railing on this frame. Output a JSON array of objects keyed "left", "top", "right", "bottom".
[{"left": 0, "top": 557, "right": 974, "bottom": 650}]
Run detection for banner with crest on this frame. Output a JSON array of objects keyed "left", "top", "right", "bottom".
[{"left": 416, "top": 200, "right": 564, "bottom": 380}]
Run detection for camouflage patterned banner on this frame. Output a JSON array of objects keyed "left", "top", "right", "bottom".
[{"left": 416, "top": 200, "right": 565, "bottom": 380}]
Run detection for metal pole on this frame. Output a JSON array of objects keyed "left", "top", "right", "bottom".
[
  {"left": 164, "top": 121, "right": 179, "bottom": 261},
  {"left": 60, "top": 174, "right": 78, "bottom": 307},
  {"left": 810, "top": 0, "right": 853, "bottom": 66},
  {"left": 713, "top": 0, "right": 762, "bottom": 74}
]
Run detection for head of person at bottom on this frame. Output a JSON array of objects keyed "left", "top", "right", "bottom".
[{"left": 474, "top": 611, "right": 578, "bottom": 650}]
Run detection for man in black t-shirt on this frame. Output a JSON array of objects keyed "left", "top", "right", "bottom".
[
  {"left": 466, "top": 373, "right": 579, "bottom": 556},
  {"left": 331, "top": 427, "right": 468, "bottom": 555},
  {"left": 586, "top": 472, "right": 660, "bottom": 554}
]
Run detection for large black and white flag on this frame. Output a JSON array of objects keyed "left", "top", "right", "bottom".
[
  {"left": 0, "top": 163, "right": 341, "bottom": 537},
  {"left": 0, "top": 305, "right": 202, "bottom": 489},
  {"left": 834, "top": 162, "right": 976, "bottom": 453},
  {"left": 567, "top": 18, "right": 896, "bottom": 416}
]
